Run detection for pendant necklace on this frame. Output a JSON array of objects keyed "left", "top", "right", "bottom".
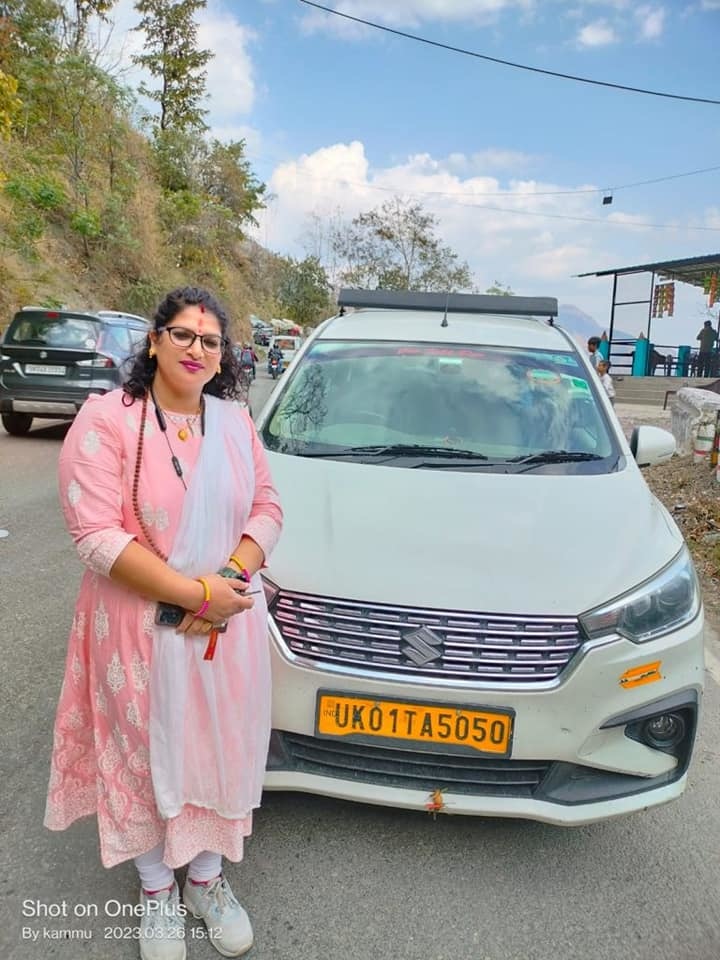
[
  {"left": 163, "top": 409, "right": 202, "bottom": 441},
  {"left": 148, "top": 386, "right": 205, "bottom": 492}
]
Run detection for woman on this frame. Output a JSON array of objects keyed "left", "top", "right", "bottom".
[{"left": 45, "top": 287, "right": 283, "bottom": 960}]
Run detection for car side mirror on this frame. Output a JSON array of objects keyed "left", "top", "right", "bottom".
[{"left": 630, "top": 425, "right": 675, "bottom": 467}]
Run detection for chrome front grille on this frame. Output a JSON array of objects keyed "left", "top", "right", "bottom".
[{"left": 272, "top": 591, "right": 583, "bottom": 684}]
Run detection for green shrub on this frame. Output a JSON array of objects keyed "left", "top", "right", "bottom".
[
  {"left": 70, "top": 209, "right": 101, "bottom": 239},
  {"left": 4, "top": 174, "right": 66, "bottom": 211},
  {"left": 121, "top": 277, "right": 166, "bottom": 316}
]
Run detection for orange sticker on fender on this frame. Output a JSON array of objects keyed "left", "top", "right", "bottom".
[{"left": 619, "top": 661, "right": 663, "bottom": 689}]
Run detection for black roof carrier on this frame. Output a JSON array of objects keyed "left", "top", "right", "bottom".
[{"left": 337, "top": 289, "right": 558, "bottom": 319}]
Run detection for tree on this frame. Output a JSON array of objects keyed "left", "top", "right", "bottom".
[
  {"left": 485, "top": 281, "right": 515, "bottom": 296},
  {"left": 199, "top": 138, "right": 266, "bottom": 229},
  {"left": 277, "top": 256, "right": 332, "bottom": 329},
  {"left": 331, "top": 196, "right": 472, "bottom": 292},
  {"left": 0, "top": 0, "right": 62, "bottom": 67},
  {"left": 299, "top": 207, "right": 345, "bottom": 288},
  {"left": 133, "top": 0, "right": 212, "bottom": 134},
  {"left": 63, "top": 0, "right": 115, "bottom": 51},
  {"left": 0, "top": 67, "right": 20, "bottom": 138}
]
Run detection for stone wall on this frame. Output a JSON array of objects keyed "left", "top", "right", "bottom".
[{"left": 670, "top": 387, "right": 720, "bottom": 456}]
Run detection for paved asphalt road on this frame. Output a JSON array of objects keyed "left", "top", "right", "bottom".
[{"left": 1, "top": 371, "right": 720, "bottom": 960}]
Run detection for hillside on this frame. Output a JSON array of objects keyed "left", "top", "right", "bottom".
[
  {"left": 0, "top": 2, "right": 287, "bottom": 341},
  {"left": 558, "top": 303, "right": 635, "bottom": 343}
]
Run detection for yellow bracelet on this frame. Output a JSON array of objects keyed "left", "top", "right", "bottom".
[
  {"left": 228, "top": 555, "right": 250, "bottom": 582},
  {"left": 193, "top": 577, "right": 211, "bottom": 618}
]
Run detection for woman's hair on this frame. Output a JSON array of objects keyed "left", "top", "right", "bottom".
[{"left": 122, "top": 286, "right": 242, "bottom": 401}]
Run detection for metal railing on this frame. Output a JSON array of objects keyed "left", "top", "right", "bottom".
[{"left": 608, "top": 340, "right": 720, "bottom": 378}]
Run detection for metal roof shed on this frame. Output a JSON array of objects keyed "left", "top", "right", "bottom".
[{"left": 577, "top": 253, "right": 720, "bottom": 353}]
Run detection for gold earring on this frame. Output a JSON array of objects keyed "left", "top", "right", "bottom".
[
  {"left": 148, "top": 346, "right": 156, "bottom": 359},
  {"left": 216, "top": 363, "right": 222, "bottom": 375}
]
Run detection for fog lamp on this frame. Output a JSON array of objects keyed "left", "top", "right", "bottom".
[{"left": 642, "top": 713, "right": 685, "bottom": 749}]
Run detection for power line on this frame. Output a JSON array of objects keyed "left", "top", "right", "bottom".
[
  {"left": 279, "top": 166, "right": 720, "bottom": 231},
  {"left": 445, "top": 199, "right": 720, "bottom": 232},
  {"left": 299, "top": 0, "right": 720, "bottom": 106},
  {"left": 607, "top": 164, "right": 720, "bottom": 193},
  {"left": 282, "top": 160, "right": 720, "bottom": 201}
]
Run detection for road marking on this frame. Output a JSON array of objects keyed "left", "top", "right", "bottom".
[
  {"left": 705, "top": 624, "right": 720, "bottom": 687},
  {"left": 0, "top": 529, "right": 8, "bottom": 539}
]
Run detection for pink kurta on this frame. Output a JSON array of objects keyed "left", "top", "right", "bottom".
[{"left": 44, "top": 389, "right": 283, "bottom": 868}]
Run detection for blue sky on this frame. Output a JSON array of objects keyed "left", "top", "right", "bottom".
[{"left": 107, "top": 0, "right": 720, "bottom": 344}]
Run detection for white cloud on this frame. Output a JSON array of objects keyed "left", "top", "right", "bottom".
[
  {"left": 636, "top": 5, "right": 665, "bottom": 40},
  {"left": 254, "top": 140, "right": 719, "bottom": 338},
  {"left": 301, "top": 0, "right": 534, "bottom": 33},
  {"left": 523, "top": 244, "right": 594, "bottom": 280},
  {"left": 446, "top": 149, "right": 538, "bottom": 174},
  {"left": 576, "top": 19, "right": 618, "bottom": 46},
  {"left": 198, "top": 9, "right": 256, "bottom": 119},
  {"left": 704, "top": 207, "right": 720, "bottom": 229}
]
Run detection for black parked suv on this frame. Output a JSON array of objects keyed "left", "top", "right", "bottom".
[{"left": 0, "top": 307, "right": 150, "bottom": 436}]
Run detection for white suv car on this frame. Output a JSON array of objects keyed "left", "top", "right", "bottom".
[{"left": 256, "top": 290, "right": 704, "bottom": 825}]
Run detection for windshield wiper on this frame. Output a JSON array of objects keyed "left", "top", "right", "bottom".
[
  {"left": 300, "top": 443, "right": 488, "bottom": 460},
  {"left": 507, "top": 450, "right": 604, "bottom": 470}
]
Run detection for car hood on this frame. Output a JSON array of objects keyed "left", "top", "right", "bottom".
[{"left": 265, "top": 454, "right": 683, "bottom": 616}]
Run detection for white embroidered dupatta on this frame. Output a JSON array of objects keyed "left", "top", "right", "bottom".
[{"left": 149, "top": 396, "right": 270, "bottom": 820}]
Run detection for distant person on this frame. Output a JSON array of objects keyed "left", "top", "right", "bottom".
[
  {"left": 696, "top": 321, "right": 718, "bottom": 377},
  {"left": 597, "top": 358, "right": 615, "bottom": 405},
  {"left": 239, "top": 343, "right": 257, "bottom": 379},
  {"left": 267, "top": 343, "right": 284, "bottom": 373},
  {"left": 648, "top": 348, "right": 667, "bottom": 377},
  {"left": 587, "top": 336, "right": 602, "bottom": 369}
]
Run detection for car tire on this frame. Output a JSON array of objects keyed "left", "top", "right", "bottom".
[{"left": 2, "top": 412, "right": 33, "bottom": 436}]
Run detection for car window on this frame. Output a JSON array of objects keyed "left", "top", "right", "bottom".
[
  {"left": 262, "top": 340, "right": 620, "bottom": 473},
  {"left": 6, "top": 312, "right": 101, "bottom": 349},
  {"left": 127, "top": 324, "right": 149, "bottom": 350},
  {"left": 100, "top": 324, "right": 132, "bottom": 358}
]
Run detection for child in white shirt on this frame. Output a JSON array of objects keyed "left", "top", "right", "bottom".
[{"left": 597, "top": 358, "right": 615, "bottom": 405}]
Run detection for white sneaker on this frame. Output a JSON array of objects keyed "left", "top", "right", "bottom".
[
  {"left": 139, "top": 882, "right": 187, "bottom": 960},
  {"left": 183, "top": 875, "right": 253, "bottom": 957}
]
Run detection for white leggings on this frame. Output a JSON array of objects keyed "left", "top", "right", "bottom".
[{"left": 134, "top": 844, "right": 222, "bottom": 892}]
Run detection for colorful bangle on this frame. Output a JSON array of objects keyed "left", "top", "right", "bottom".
[
  {"left": 193, "top": 577, "right": 211, "bottom": 619},
  {"left": 228, "top": 555, "right": 251, "bottom": 582}
]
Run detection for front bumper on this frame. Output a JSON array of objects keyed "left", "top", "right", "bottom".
[
  {"left": 0, "top": 384, "right": 114, "bottom": 418},
  {"left": 264, "top": 613, "right": 704, "bottom": 824}
]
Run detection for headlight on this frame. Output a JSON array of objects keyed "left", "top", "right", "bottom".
[{"left": 579, "top": 547, "right": 700, "bottom": 643}]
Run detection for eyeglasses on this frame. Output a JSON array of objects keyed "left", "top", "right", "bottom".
[{"left": 159, "top": 326, "right": 226, "bottom": 355}]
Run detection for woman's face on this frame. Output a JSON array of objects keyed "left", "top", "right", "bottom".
[{"left": 150, "top": 305, "right": 224, "bottom": 396}]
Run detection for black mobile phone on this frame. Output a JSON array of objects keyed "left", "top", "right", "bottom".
[{"left": 155, "top": 602, "right": 186, "bottom": 627}]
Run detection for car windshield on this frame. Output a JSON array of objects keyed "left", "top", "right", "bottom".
[
  {"left": 274, "top": 337, "right": 297, "bottom": 351},
  {"left": 6, "top": 312, "right": 100, "bottom": 349},
  {"left": 261, "top": 340, "right": 621, "bottom": 474}
]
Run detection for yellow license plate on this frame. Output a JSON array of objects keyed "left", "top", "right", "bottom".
[{"left": 316, "top": 692, "right": 514, "bottom": 756}]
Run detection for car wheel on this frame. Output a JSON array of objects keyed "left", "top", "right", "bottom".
[{"left": 1, "top": 412, "right": 33, "bottom": 436}]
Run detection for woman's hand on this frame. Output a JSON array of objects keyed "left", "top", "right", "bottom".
[{"left": 177, "top": 572, "right": 254, "bottom": 633}]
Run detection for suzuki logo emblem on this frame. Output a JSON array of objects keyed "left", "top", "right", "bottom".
[{"left": 402, "top": 625, "right": 443, "bottom": 666}]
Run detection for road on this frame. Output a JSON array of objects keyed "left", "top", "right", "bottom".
[{"left": 1, "top": 370, "right": 720, "bottom": 960}]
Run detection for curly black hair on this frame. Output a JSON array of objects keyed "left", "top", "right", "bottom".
[{"left": 122, "top": 286, "right": 243, "bottom": 402}]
